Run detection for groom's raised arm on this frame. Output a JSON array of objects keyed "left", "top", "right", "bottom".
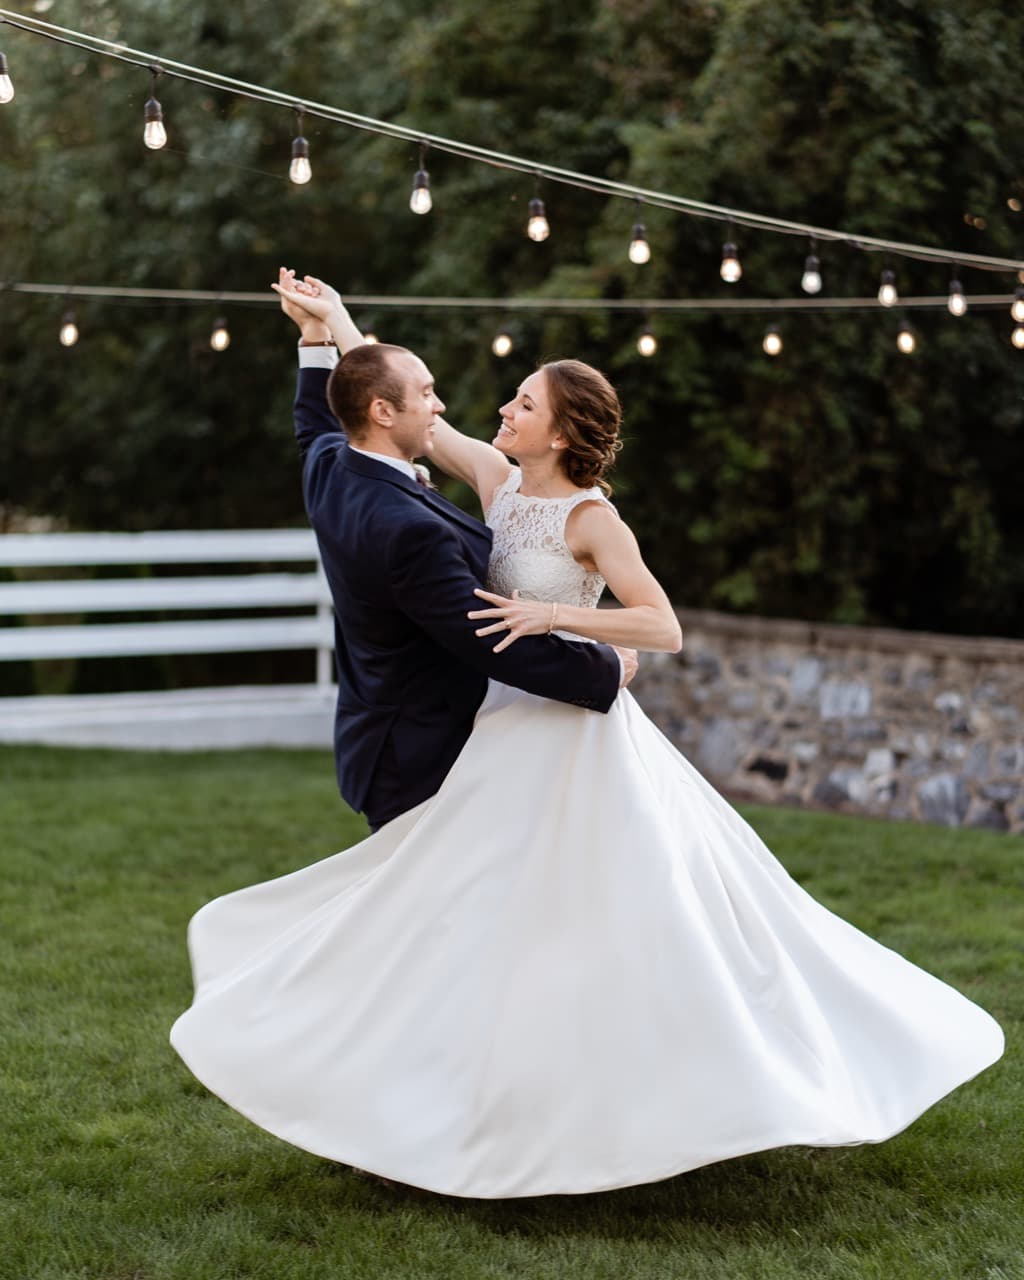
[
  {"left": 294, "top": 347, "right": 343, "bottom": 457},
  {"left": 388, "top": 514, "right": 622, "bottom": 713}
]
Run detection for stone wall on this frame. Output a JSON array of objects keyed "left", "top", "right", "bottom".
[{"left": 630, "top": 608, "right": 1024, "bottom": 833}]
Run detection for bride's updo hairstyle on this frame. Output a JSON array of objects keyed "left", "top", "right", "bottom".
[{"left": 541, "top": 359, "right": 623, "bottom": 495}]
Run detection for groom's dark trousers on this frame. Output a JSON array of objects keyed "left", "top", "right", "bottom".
[{"left": 294, "top": 366, "right": 621, "bottom": 829}]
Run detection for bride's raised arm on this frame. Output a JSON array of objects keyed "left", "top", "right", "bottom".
[
  {"left": 271, "top": 272, "right": 511, "bottom": 511},
  {"left": 469, "top": 501, "right": 683, "bottom": 654}
]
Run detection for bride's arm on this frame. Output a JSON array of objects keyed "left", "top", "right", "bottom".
[
  {"left": 469, "top": 502, "right": 682, "bottom": 653},
  {"left": 271, "top": 272, "right": 511, "bottom": 509}
]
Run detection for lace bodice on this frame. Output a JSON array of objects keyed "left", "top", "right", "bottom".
[{"left": 486, "top": 468, "right": 611, "bottom": 618}]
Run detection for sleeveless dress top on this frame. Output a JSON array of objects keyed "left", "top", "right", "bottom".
[{"left": 485, "top": 467, "right": 611, "bottom": 622}]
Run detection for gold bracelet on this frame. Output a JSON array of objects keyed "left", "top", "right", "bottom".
[{"left": 548, "top": 602, "right": 558, "bottom": 633}]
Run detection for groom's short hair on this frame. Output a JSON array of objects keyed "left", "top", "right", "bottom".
[{"left": 328, "top": 343, "right": 411, "bottom": 440}]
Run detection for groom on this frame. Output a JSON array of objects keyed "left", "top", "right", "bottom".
[{"left": 278, "top": 274, "right": 633, "bottom": 829}]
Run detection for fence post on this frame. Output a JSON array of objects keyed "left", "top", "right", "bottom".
[{"left": 315, "top": 565, "right": 333, "bottom": 689}]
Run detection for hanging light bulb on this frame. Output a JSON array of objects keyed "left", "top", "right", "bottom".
[
  {"left": 878, "top": 269, "right": 898, "bottom": 307},
  {"left": 363, "top": 331, "right": 380, "bottom": 345},
  {"left": 628, "top": 221, "right": 651, "bottom": 265},
  {"left": 492, "top": 331, "right": 513, "bottom": 357},
  {"left": 0, "top": 51, "right": 14, "bottom": 104},
  {"left": 896, "top": 320, "right": 916, "bottom": 354},
  {"left": 947, "top": 278, "right": 967, "bottom": 317},
  {"left": 720, "top": 241, "right": 742, "bottom": 284},
  {"left": 410, "top": 169, "right": 432, "bottom": 215},
  {"left": 1011, "top": 286, "right": 1024, "bottom": 323},
  {"left": 409, "top": 145, "right": 431, "bottom": 214},
  {"left": 527, "top": 196, "right": 550, "bottom": 242},
  {"left": 210, "top": 317, "right": 230, "bottom": 352},
  {"left": 637, "top": 326, "right": 657, "bottom": 357},
  {"left": 59, "top": 309, "right": 79, "bottom": 347},
  {"left": 289, "top": 108, "right": 311, "bottom": 185},
  {"left": 143, "top": 68, "right": 167, "bottom": 150},
  {"left": 1012, "top": 326, "right": 1024, "bottom": 350},
  {"left": 762, "top": 324, "right": 782, "bottom": 356},
  {"left": 801, "top": 247, "right": 822, "bottom": 295}
]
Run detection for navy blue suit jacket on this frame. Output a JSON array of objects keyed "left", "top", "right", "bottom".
[{"left": 294, "top": 366, "right": 621, "bottom": 827}]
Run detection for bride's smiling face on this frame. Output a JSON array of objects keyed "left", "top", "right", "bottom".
[{"left": 494, "top": 370, "right": 564, "bottom": 459}]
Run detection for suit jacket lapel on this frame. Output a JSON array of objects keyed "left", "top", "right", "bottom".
[{"left": 338, "top": 444, "right": 493, "bottom": 546}]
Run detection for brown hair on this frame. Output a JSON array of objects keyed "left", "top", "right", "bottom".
[
  {"left": 327, "top": 343, "right": 410, "bottom": 440},
  {"left": 541, "top": 359, "right": 623, "bottom": 495}
]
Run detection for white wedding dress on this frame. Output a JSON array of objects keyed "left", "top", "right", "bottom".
[{"left": 170, "top": 467, "right": 1004, "bottom": 1199}]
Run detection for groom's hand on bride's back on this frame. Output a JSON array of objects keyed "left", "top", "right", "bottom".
[{"left": 612, "top": 646, "right": 638, "bottom": 688}]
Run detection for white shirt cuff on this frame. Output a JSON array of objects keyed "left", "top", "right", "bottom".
[
  {"left": 297, "top": 342, "right": 340, "bottom": 370},
  {"left": 615, "top": 651, "right": 625, "bottom": 686}
]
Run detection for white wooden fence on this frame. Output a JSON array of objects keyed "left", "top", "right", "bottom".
[{"left": 0, "top": 530, "right": 337, "bottom": 749}]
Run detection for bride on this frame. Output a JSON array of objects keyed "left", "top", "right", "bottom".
[{"left": 170, "top": 276, "right": 1003, "bottom": 1199}]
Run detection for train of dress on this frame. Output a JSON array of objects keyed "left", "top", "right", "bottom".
[{"left": 170, "top": 681, "right": 1004, "bottom": 1198}]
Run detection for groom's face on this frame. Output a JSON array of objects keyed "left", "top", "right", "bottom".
[{"left": 386, "top": 352, "right": 445, "bottom": 460}]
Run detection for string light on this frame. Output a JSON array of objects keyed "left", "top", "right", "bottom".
[
  {"left": 527, "top": 198, "right": 550, "bottom": 243},
  {"left": 527, "top": 180, "right": 550, "bottom": 242},
  {"left": 947, "top": 277, "right": 967, "bottom": 316},
  {"left": 3, "top": 10, "right": 1024, "bottom": 288},
  {"left": 762, "top": 323, "right": 782, "bottom": 356},
  {"left": 637, "top": 325, "right": 657, "bottom": 357},
  {"left": 878, "top": 269, "right": 898, "bottom": 307},
  {"left": 143, "top": 67, "right": 167, "bottom": 150},
  {"left": 896, "top": 319, "right": 916, "bottom": 354},
  {"left": 1011, "top": 286, "right": 1024, "bottom": 323},
  {"left": 628, "top": 217, "right": 651, "bottom": 265},
  {"left": 1012, "top": 326, "right": 1024, "bottom": 350},
  {"left": 720, "top": 240, "right": 742, "bottom": 284},
  {"left": 410, "top": 144, "right": 431, "bottom": 215},
  {"left": 363, "top": 331, "right": 379, "bottom": 344},
  {"left": 0, "top": 50, "right": 14, "bottom": 103},
  {"left": 801, "top": 243, "right": 822, "bottom": 294},
  {"left": 492, "top": 331, "right": 513, "bottom": 357},
  {"left": 289, "top": 108, "right": 311, "bottom": 185},
  {"left": 209, "top": 316, "right": 230, "bottom": 351},
  {"left": 59, "top": 307, "right": 78, "bottom": 346}
]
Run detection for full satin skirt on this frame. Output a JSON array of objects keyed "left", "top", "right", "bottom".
[{"left": 170, "top": 683, "right": 1004, "bottom": 1198}]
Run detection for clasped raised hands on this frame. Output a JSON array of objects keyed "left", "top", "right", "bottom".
[{"left": 272, "top": 266, "right": 341, "bottom": 315}]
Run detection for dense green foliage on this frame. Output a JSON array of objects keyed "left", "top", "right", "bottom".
[
  {"left": 2, "top": 0, "right": 1023, "bottom": 635},
  {"left": 1, "top": 744, "right": 1021, "bottom": 1278}
]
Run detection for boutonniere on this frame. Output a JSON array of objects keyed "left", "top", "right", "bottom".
[{"left": 412, "top": 463, "right": 435, "bottom": 489}]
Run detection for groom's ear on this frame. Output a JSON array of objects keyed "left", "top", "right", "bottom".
[{"left": 368, "top": 395, "right": 395, "bottom": 429}]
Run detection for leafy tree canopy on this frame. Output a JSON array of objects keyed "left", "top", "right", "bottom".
[{"left": 1, "top": 0, "right": 1022, "bottom": 635}]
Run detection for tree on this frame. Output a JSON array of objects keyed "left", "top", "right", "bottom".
[{"left": 1, "top": 0, "right": 1022, "bottom": 645}]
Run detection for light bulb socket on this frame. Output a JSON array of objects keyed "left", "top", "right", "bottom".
[
  {"left": 880, "top": 269, "right": 896, "bottom": 287},
  {"left": 528, "top": 197, "right": 546, "bottom": 219},
  {"left": 631, "top": 221, "right": 647, "bottom": 241},
  {"left": 949, "top": 279, "right": 963, "bottom": 294},
  {"left": 0, "top": 53, "right": 8, "bottom": 76},
  {"left": 144, "top": 96, "right": 163, "bottom": 123},
  {"left": 722, "top": 241, "right": 738, "bottom": 258},
  {"left": 291, "top": 135, "right": 309, "bottom": 159},
  {"left": 412, "top": 168, "right": 430, "bottom": 191},
  {"left": 804, "top": 253, "right": 820, "bottom": 272},
  {"left": 61, "top": 308, "right": 75, "bottom": 325}
]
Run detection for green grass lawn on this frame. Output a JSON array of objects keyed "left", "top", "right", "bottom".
[{"left": 1, "top": 744, "right": 1021, "bottom": 1280}]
